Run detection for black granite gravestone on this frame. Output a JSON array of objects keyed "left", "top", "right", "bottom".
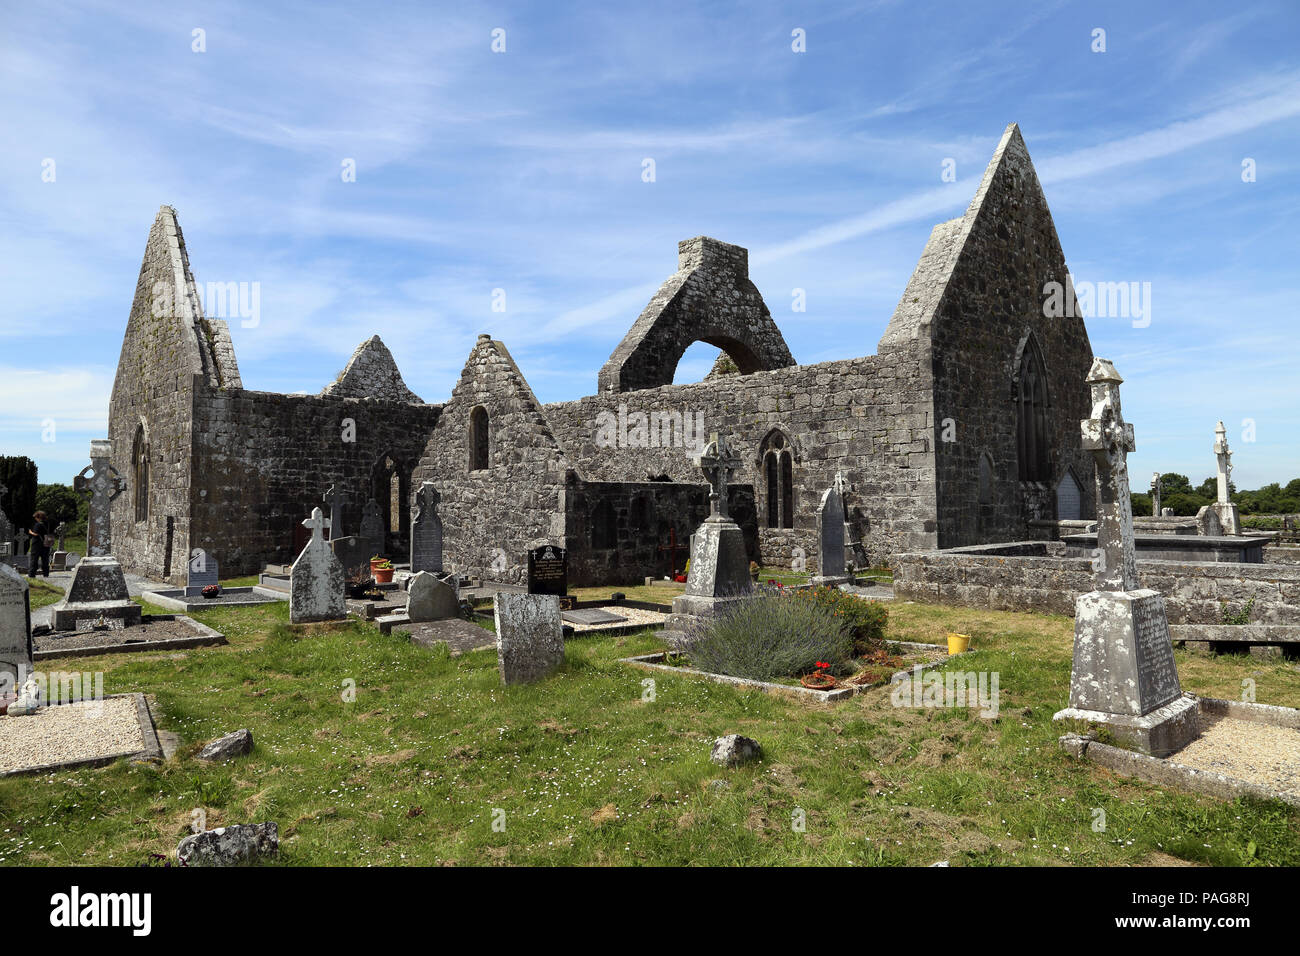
[{"left": 527, "top": 545, "right": 568, "bottom": 596}]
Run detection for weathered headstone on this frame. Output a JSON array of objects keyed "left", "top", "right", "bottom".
[
  {"left": 323, "top": 484, "right": 345, "bottom": 541},
  {"left": 493, "top": 592, "right": 564, "bottom": 685},
  {"left": 0, "top": 562, "right": 33, "bottom": 696},
  {"left": 1054, "top": 360, "right": 1199, "bottom": 757},
  {"left": 409, "top": 482, "right": 444, "bottom": 573},
  {"left": 667, "top": 433, "right": 754, "bottom": 627},
  {"left": 812, "top": 474, "right": 852, "bottom": 586},
  {"left": 1149, "top": 472, "right": 1162, "bottom": 518},
  {"left": 185, "top": 549, "right": 220, "bottom": 596},
  {"left": 359, "top": 499, "right": 385, "bottom": 550},
  {"left": 50, "top": 440, "right": 142, "bottom": 630},
  {"left": 406, "top": 570, "right": 458, "bottom": 622},
  {"left": 290, "top": 508, "right": 345, "bottom": 623},
  {"left": 1211, "top": 421, "right": 1241, "bottom": 535},
  {"left": 527, "top": 545, "right": 568, "bottom": 596}
]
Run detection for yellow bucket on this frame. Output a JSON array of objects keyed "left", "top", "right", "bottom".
[{"left": 947, "top": 632, "right": 971, "bottom": 655}]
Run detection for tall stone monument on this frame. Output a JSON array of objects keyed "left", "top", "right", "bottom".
[
  {"left": 50, "top": 440, "right": 143, "bottom": 630},
  {"left": 1054, "top": 360, "right": 1199, "bottom": 757},
  {"left": 290, "top": 508, "right": 345, "bottom": 623},
  {"left": 359, "top": 498, "right": 385, "bottom": 551},
  {"left": 1211, "top": 421, "right": 1241, "bottom": 535},
  {"left": 811, "top": 472, "right": 852, "bottom": 586},
  {"left": 1149, "top": 472, "right": 1161, "bottom": 518},
  {"left": 409, "top": 482, "right": 443, "bottom": 573},
  {"left": 0, "top": 562, "right": 33, "bottom": 694},
  {"left": 668, "top": 433, "right": 753, "bottom": 624}
]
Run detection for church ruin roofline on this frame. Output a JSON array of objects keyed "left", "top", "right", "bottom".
[{"left": 321, "top": 333, "right": 424, "bottom": 403}]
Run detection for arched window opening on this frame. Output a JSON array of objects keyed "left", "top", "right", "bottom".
[
  {"left": 469, "top": 406, "right": 490, "bottom": 472},
  {"left": 591, "top": 500, "right": 617, "bottom": 550},
  {"left": 1016, "top": 337, "right": 1051, "bottom": 482},
  {"left": 761, "top": 431, "right": 794, "bottom": 529},
  {"left": 132, "top": 425, "right": 149, "bottom": 523}
]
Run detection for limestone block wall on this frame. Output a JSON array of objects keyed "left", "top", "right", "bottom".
[
  {"left": 544, "top": 341, "right": 938, "bottom": 572},
  {"left": 894, "top": 543, "right": 1300, "bottom": 624},
  {"left": 410, "top": 336, "right": 571, "bottom": 586},
  {"left": 190, "top": 388, "right": 440, "bottom": 577},
  {"left": 562, "top": 479, "right": 757, "bottom": 586}
]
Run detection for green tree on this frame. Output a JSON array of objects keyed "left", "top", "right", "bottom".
[
  {"left": 0, "top": 456, "right": 38, "bottom": 533},
  {"left": 35, "top": 483, "right": 84, "bottom": 534},
  {"left": 1159, "top": 473, "right": 1193, "bottom": 496}
]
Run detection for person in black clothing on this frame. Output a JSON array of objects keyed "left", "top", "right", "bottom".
[{"left": 27, "top": 510, "right": 51, "bottom": 579}]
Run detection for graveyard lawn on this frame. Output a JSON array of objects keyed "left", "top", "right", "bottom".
[
  {"left": 1, "top": 597, "right": 1298, "bottom": 866},
  {"left": 27, "top": 579, "right": 65, "bottom": 610}
]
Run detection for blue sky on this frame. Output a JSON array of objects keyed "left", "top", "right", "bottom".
[{"left": 2, "top": 0, "right": 1298, "bottom": 489}]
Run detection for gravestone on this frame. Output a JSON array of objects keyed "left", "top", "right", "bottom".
[
  {"left": 290, "top": 508, "right": 345, "bottom": 623},
  {"left": 1195, "top": 504, "right": 1223, "bottom": 537},
  {"left": 410, "top": 482, "right": 444, "bottom": 573},
  {"left": 359, "top": 499, "right": 385, "bottom": 551},
  {"left": 330, "top": 536, "right": 373, "bottom": 583},
  {"left": 406, "top": 570, "right": 458, "bottom": 622},
  {"left": 811, "top": 473, "right": 852, "bottom": 586},
  {"left": 667, "top": 433, "right": 754, "bottom": 625},
  {"left": 55, "top": 521, "right": 66, "bottom": 552},
  {"left": 185, "top": 549, "right": 220, "bottom": 596},
  {"left": 493, "top": 592, "right": 564, "bottom": 685},
  {"left": 527, "top": 545, "right": 568, "bottom": 596},
  {"left": 1149, "top": 473, "right": 1162, "bottom": 518},
  {"left": 1053, "top": 360, "right": 1199, "bottom": 757},
  {"left": 0, "top": 563, "right": 33, "bottom": 696},
  {"left": 323, "top": 484, "right": 345, "bottom": 541},
  {"left": 1211, "top": 421, "right": 1241, "bottom": 535},
  {"left": 0, "top": 483, "right": 11, "bottom": 556},
  {"left": 50, "top": 440, "right": 142, "bottom": 630}
]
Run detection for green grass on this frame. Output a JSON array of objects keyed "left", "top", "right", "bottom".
[
  {"left": 0, "top": 598, "right": 1296, "bottom": 866},
  {"left": 27, "top": 580, "right": 65, "bottom": 610}
]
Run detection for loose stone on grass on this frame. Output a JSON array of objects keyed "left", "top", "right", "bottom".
[{"left": 710, "top": 734, "right": 761, "bottom": 767}]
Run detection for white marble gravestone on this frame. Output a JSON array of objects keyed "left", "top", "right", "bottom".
[
  {"left": 0, "top": 562, "right": 32, "bottom": 695},
  {"left": 1053, "top": 360, "right": 1199, "bottom": 757},
  {"left": 493, "top": 592, "right": 564, "bottom": 685},
  {"left": 290, "top": 508, "right": 345, "bottom": 624}
]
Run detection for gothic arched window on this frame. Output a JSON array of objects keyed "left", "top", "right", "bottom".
[
  {"left": 761, "top": 431, "right": 794, "bottom": 529},
  {"left": 132, "top": 425, "right": 149, "bottom": 523},
  {"left": 1016, "top": 337, "right": 1051, "bottom": 482},
  {"left": 469, "top": 406, "right": 490, "bottom": 472}
]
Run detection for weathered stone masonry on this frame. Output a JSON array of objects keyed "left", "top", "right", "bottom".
[{"left": 109, "top": 124, "right": 1097, "bottom": 587}]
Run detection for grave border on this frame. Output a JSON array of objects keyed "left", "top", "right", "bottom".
[
  {"left": 34, "top": 615, "right": 226, "bottom": 661},
  {"left": 0, "top": 692, "right": 163, "bottom": 778}
]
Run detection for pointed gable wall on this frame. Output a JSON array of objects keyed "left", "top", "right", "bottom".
[
  {"left": 411, "top": 335, "right": 571, "bottom": 585},
  {"left": 915, "top": 124, "right": 1095, "bottom": 544},
  {"left": 322, "top": 335, "right": 422, "bottom": 403}
]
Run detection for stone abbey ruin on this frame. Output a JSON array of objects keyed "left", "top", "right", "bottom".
[{"left": 109, "top": 123, "right": 1097, "bottom": 587}]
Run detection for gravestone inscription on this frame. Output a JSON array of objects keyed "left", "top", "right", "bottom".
[
  {"left": 185, "top": 549, "right": 220, "bottom": 596},
  {"left": 410, "top": 482, "right": 443, "bottom": 573},
  {"left": 493, "top": 592, "right": 564, "bottom": 685},
  {"left": 527, "top": 545, "right": 568, "bottom": 596}
]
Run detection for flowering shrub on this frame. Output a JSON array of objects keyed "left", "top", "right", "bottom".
[
  {"left": 686, "top": 590, "right": 853, "bottom": 681},
  {"left": 792, "top": 586, "right": 888, "bottom": 655}
]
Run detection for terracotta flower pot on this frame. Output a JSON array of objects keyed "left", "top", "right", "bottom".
[
  {"left": 800, "top": 672, "right": 838, "bottom": 690},
  {"left": 373, "top": 568, "right": 394, "bottom": 584}
]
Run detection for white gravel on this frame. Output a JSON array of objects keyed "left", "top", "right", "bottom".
[
  {"left": 568, "top": 607, "right": 667, "bottom": 633},
  {"left": 0, "top": 698, "right": 145, "bottom": 774},
  {"left": 1173, "top": 714, "right": 1300, "bottom": 798}
]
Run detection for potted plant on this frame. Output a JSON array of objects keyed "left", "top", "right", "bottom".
[
  {"left": 800, "top": 661, "right": 839, "bottom": 690},
  {"left": 370, "top": 556, "right": 394, "bottom": 584},
  {"left": 347, "top": 576, "right": 375, "bottom": 599},
  {"left": 201, "top": 583, "right": 222, "bottom": 600}
]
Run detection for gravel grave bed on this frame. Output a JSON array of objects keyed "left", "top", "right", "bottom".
[
  {"left": 1173, "top": 714, "right": 1300, "bottom": 798},
  {"left": 567, "top": 607, "right": 666, "bottom": 632},
  {"left": 34, "top": 619, "right": 201, "bottom": 653},
  {"left": 0, "top": 697, "right": 145, "bottom": 774}
]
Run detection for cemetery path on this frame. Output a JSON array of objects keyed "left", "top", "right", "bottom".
[{"left": 28, "top": 568, "right": 172, "bottom": 629}]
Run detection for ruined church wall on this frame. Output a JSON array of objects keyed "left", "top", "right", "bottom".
[
  {"left": 410, "top": 337, "right": 570, "bottom": 586},
  {"left": 189, "top": 387, "right": 439, "bottom": 577},
  {"left": 108, "top": 225, "right": 204, "bottom": 582},
  {"left": 542, "top": 342, "right": 938, "bottom": 572},
  {"left": 928, "top": 139, "right": 1095, "bottom": 547}
]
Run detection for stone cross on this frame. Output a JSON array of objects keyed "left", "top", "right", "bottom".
[
  {"left": 303, "top": 507, "right": 330, "bottom": 544},
  {"left": 73, "top": 440, "right": 126, "bottom": 558},
  {"left": 1080, "top": 359, "right": 1137, "bottom": 592},
  {"left": 1149, "top": 472, "right": 1161, "bottom": 517},
  {"left": 1213, "top": 421, "right": 1232, "bottom": 505},
  {"left": 696, "top": 432, "right": 741, "bottom": 519},
  {"left": 323, "top": 484, "right": 344, "bottom": 540}
]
